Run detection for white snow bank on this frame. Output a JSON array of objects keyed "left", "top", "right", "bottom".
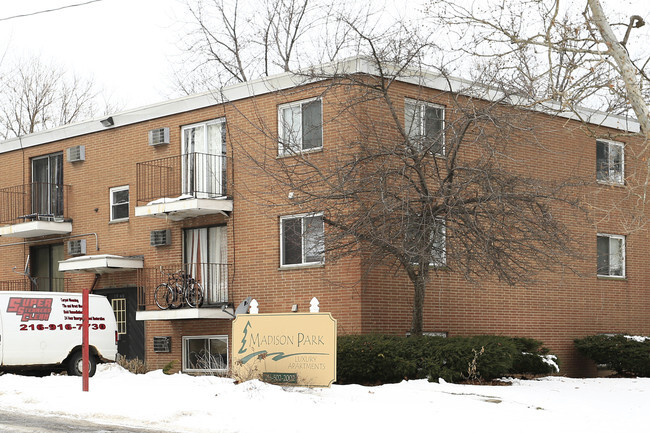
[{"left": 0, "top": 364, "right": 648, "bottom": 433}]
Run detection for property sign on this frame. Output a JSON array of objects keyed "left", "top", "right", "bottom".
[{"left": 232, "top": 313, "right": 337, "bottom": 387}]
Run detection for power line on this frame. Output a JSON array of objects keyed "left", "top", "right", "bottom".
[{"left": 0, "top": 0, "right": 105, "bottom": 23}]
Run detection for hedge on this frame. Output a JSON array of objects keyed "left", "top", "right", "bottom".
[
  {"left": 574, "top": 334, "right": 650, "bottom": 377},
  {"left": 337, "top": 334, "right": 558, "bottom": 384}
]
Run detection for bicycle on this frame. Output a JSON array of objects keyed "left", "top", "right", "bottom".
[{"left": 154, "top": 270, "right": 204, "bottom": 310}]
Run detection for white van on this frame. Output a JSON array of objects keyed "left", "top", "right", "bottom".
[{"left": 0, "top": 291, "right": 118, "bottom": 376}]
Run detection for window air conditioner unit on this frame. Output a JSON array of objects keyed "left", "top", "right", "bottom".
[
  {"left": 148, "top": 128, "right": 170, "bottom": 146},
  {"left": 150, "top": 229, "right": 171, "bottom": 247},
  {"left": 67, "top": 145, "right": 86, "bottom": 162},
  {"left": 67, "top": 239, "right": 87, "bottom": 256}
]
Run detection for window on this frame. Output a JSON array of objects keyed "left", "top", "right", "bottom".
[
  {"left": 110, "top": 186, "right": 129, "bottom": 222},
  {"left": 30, "top": 243, "right": 65, "bottom": 291},
  {"left": 182, "top": 335, "right": 228, "bottom": 373},
  {"left": 405, "top": 99, "right": 444, "bottom": 155},
  {"left": 431, "top": 218, "right": 446, "bottom": 267},
  {"left": 182, "top": 119, "right": 226, "bottom": 198},
  {"left": 596, "top": 139, "right": 624, "bottom": 184},
  {"left": 408, "top": 217, "right": 446, "bottom": 267},
  {"left": 184, "top": 226, "right": 228, "bottom": 304},
  {"left": 31, "top": 152, "right": 64, "bottom": 218},
  {"left": 111, "top": 298, "right": 127, "bottom": 335},
  {"left": 597, "top": 234, "right": 625, "bottom": 277},
  {"left": 280, "top": 213, "right": 324, "bottom": 266},
  {"left": 278, "top": 98, "right": 322, "bottom": 154}
]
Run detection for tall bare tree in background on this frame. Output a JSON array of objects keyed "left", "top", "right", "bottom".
[
  {"left": 175, "top": 0, "right": 376, "bottom": 91},
  {"left": 429, "top": 0, "right": 650, "bottom": 231},
  {"left": 429, "top": 0, "right": 649, "bottom": 131},
  {"left": 0, "top": 57, "right": 108, "bottom": 140}
]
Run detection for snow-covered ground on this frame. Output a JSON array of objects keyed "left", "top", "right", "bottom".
[{"left": 0, "top": 364, "right": 647, "bottom": 432}]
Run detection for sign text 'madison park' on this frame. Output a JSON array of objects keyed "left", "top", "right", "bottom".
[
  {"left": 248, "top": 332, "right": 325, "bottom": 347},
  {"left": 232, "top": 313, "right": 337, "bottom": 387}
]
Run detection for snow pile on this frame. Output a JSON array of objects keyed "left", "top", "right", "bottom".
[{"left": 0, "top": 364, "right": 648, "bottom": 432}]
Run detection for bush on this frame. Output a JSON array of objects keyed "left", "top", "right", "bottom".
[
  {"left": 337, "top": 334, "right": 558, "bottom": 384},
  {"left": 575, "top": 334, "right": 650, "bottom": 377},
  {"left": 337, "top": 334, "right": 417, "bottom": 384},
  {"left": 117, "top": 355, "right": 148, "bottom": 374}
]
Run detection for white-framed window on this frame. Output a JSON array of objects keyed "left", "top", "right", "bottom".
[
  {"left": 597, "top": 234, "right": 625, "bottom": 278},
  {"left": 278, "top": 98, "right": 322, "bottom": 155},
  {"left": 110, "top": 185, "right": 129, "bottom": 222},
  {"left": 111, "top": 298, "right": 127, "bottom": 335},
  {"left": 405, "top": 98, "right": 445, "bottom": 155},
  {"left": 280, "top": 213, "right": 324, "bottom": 267},
  {"left": 431, "top": 218, "right": 446, "bottom": 267},
  {"left": 182, "top": 335, "right": 228, "bottom": 373},
  {"left": 408, "top": 217, "right": 446, "bottom": 267},
  {"left": 596, "top": 139, "right": 624, "bottom": 185},
  {"left": 181, "top": 118, "right": 226, "bottom": 198}
]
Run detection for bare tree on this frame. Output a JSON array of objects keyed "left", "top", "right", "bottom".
[
  {"left": 228, "top": 51, "right": 582, "bottom": 335},
  {"left": 175, "top": 0, "right": 375, "bottom": 91},
  {"left": 0, "top": 57, "right": 103, "bottom": 139},
  {"left": 429, "top": 0, "right": 649, "bottom": 132},
  {"left": 428, "top": 0, "right": 650, "bottom": 234}
]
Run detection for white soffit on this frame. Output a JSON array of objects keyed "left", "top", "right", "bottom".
[
  {"left": 136, "top": 307, "right": 235, "bottom": 321},
  {"left": 134, "top": 198, "right": 233, "bottom": 221},
  {"left": 59, "top": 254, "right": 143, "bottom": 274},
  {"left": 0, "top": 221, "right": 72, "bottom": 238}
]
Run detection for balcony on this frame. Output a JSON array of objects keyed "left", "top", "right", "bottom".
[
  {"left": 135, "top": 262, "right": 234, "bottom": 320},
  {"left": 0, "top": 277, "right": 71, "bottom": 292},
  {"left": 0, "top": 183, "right": 72, "bottom": 238},
  {"left": 135, "top": 153, "right": 232, "bottom": 221}
]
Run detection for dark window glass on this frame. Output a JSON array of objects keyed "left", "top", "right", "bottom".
[
  {"left": 282, "top": 218, "right": 303, "bottom": 265},
  {"left": 302, "top": 99, "right": 322, "bottom": 150}
]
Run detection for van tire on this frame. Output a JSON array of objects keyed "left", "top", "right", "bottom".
[{"left": 67, "top": 351, "right": 97, "bottom": 377}]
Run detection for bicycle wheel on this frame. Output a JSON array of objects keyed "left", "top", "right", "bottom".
[
  {"left": 169, "top": 283, "right": 184, "bottom": 309},
  {"left": 154, "top": 283, "right": 173, "bottom": 310},
  {"left": 185, "top": 281, "right": 204, "bottom": 308}
]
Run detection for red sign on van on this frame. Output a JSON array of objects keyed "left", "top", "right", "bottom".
[{"left": 7, "top": 297, "right": 53, "bottom": 322}]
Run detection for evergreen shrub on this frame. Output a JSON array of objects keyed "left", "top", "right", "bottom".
[
  {"left": 337, "top": 334, "right": 557, "bottom": 384},
  {"left": 574, "top": 334, "right": 650, "bottom": 377}
]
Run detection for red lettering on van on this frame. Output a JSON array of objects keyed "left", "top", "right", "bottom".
[{"left": 7, "top": 297, "right": 53, "bottom": 322}]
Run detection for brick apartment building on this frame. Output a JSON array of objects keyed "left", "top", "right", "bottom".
[{"left": 0, "top": 58, "right": 647, "bottom": 377}]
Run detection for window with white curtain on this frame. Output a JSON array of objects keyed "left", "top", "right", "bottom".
[
  {"left": 596, "top": 139, "right": 624, "bottom": 185},
  {"left": 183, "top": 226, "right": 228, "bottom": 304},
  {"left": 278, "top": 98, "right": 322, "bottom": 155},
  {"left": 597, "top": 234, "right": 625, "bottom": 278},
  {"left": 405, "top": 99, "right": 445, "bottom": 155},
  {"left": 181, "top": 119, "right": 226, "bottom": 198}
]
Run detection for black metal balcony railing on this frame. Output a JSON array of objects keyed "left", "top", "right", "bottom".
[
  {"left": 0, "top": 278, "right": 70, "bottom": 292},
  {"left": 0, "top": 183, "right": 70, "bottom": 225},
  {"left": 137, "top": 263, "right": 232, "bottom": 310},
  {"left": 136, "top": 153, "right": 228, "bottom": 205}
]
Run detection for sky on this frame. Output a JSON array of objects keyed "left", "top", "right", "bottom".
[
  {"left": 0, "top": 0, "right": 185, "bottom": 108},
  {"left": 1, "top": 0, "right": 650, "bottom": 113},
  {"left": 0, "top": 363, "right": 649, "bottom": 432}
]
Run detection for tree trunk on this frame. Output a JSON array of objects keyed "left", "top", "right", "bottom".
[
  {"left": 587, "top": 0, "right": 650, "bottom": 138},
  {"left": 410, "top": 275, "right": 426, "bottom": 336}
]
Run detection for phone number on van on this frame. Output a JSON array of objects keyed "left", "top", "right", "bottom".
[{"left": 19, "top": 323, "right": 107, "bottom": 331}]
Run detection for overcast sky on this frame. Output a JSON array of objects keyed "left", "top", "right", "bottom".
[
  {"left": 0, "top": 0, "right": 184, "bottom": 109},
  {"left": 1, "top": 0, "right": 649, "bottom": 113}
]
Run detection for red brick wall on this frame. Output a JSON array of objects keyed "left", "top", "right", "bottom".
[{"left": 0, "top": 77, "right": 646, "bottom": 377}]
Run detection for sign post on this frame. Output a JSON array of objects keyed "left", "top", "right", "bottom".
[{"left": 82, "top": 288, "right": 89, "bottom": 392}]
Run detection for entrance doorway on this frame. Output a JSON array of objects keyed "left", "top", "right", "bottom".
[{"left": 99, "top": 287, "right": 145, "bottom": 362}]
